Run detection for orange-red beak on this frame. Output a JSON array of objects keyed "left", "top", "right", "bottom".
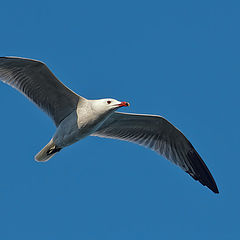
[{"left": 118, "top": 101, "right": 130, "bottom": 107}]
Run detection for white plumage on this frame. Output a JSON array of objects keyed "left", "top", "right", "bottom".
[{"left": 0, "top": 57, "right": 219, "bottom": 193}]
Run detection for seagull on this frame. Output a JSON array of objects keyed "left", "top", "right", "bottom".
[{"left": 0, "top": 57, "right": 219, "bottom": 193}]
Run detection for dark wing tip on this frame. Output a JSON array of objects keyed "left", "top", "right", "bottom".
[{"left": 186, "top": 148, "right": 219, "bottom": 194}]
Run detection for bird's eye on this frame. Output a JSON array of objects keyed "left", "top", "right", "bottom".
[{"left": 107, "top": 101, "right": 111, "bottom": 104}]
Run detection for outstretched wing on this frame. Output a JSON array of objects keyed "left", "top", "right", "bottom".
[
  {"left": 92, "top": 112, "right": 219, "bottom": 193},
  {"left": 0, "top": 57, "right": 84, "bottom": 126}
]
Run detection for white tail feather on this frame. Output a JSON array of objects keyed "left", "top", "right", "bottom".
[{"left": 35, "top": 139, "right": 58, "bottom": 162}]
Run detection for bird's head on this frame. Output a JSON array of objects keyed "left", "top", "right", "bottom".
[{"left": 91, "top": 98, "right": 130, "bottom": 115}]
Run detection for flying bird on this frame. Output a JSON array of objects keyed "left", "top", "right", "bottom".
[{"left": 0, "top": 57, "right": 219, "bottom": 193}]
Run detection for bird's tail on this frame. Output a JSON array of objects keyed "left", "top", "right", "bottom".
[{"left": 35, "top": 139, "right": 62, "bottom": 162}]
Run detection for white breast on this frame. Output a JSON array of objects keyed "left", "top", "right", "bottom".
[{"left": 52, "top": 102, "right": 112, "bottom": 148}]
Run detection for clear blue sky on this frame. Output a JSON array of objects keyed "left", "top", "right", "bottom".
[{"left": 0, "top": 0, "right": 239, "bottom": 239}]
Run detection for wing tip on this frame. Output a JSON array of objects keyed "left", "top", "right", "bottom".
[
  {"left": 212, "top": 187, "right": 219, "bottom": 194},
  {"left": 186, "top": 149, "right": 219, "bottom": 194}
]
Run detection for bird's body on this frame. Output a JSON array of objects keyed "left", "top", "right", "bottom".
[
  {"left": 53, "top": 99, "right": 120, "bottom": 148},
  {"left": 37, "top": 98, "right": 129, "bottom": 161},
  {"left": 0, "top": 56, "right": 219, "bottom": 193}
]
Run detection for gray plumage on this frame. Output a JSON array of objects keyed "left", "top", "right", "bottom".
[
  {"left": 0, "top": 57, "right": 83, "bottom": 126},
  {"left": 0, "top": 57, "right": 219, "bottom": 193}
]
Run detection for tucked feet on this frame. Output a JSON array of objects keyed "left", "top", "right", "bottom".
[{"left": 46, "top": 146, "right": 62, "bottom": 155}]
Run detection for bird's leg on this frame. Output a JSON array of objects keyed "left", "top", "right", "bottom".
[{"left": 46, "top": 146, "right": 62, "bottom": 155}]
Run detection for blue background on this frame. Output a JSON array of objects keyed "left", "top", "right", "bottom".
[{"left": 0, "top": 0, "right": 239, "bottom": 239}]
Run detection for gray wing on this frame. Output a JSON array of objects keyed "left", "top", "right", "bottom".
[
  {"left": 0, "top": 57, "right": 84, "bottom": 126},
  {"left": 92, "top": 112, "right": 219, "bottom": 193}
]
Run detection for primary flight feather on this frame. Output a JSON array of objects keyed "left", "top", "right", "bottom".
[{"left": 0, "top": 57, "right": 219, "bottom": 193}]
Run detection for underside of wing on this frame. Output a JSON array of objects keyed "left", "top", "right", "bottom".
[
  {"left": 92, "top": 112, "right": 219, "bottom": 193},
  {"left": 0, "top": 57, "right": 84, "bottom": 126}
]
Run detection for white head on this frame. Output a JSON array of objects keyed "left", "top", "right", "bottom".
[{"left": 90, "top": 98, "right": 130, "bottom": 115}]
